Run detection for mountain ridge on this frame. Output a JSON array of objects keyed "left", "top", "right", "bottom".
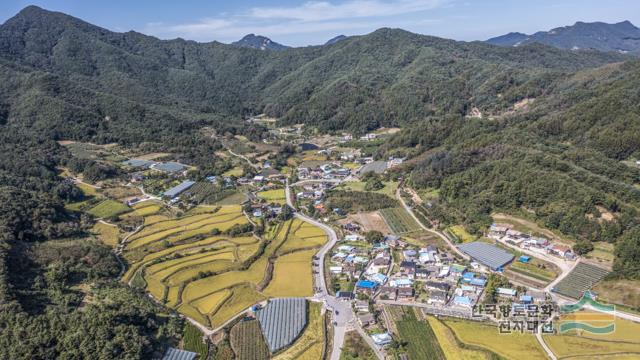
[
  {"left": 231, "top": 33, "right": 289, "bottom": 51},
  {"left": 487, "top": 20, "right": 640, "bottom": 55}
]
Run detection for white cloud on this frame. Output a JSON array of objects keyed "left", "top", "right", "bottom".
[
  {"left": 249, "top": 0, "right": 447, "bottom": 21},
  {"left": 144, "top": 0, "right": 451, "bottom": 44}
]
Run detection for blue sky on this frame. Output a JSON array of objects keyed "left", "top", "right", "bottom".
[{"left": 2, "top": 0, "right": 640, "bottom": 46}]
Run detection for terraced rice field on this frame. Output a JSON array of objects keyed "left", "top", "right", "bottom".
[
  {"left": 444, "top": 319, "right": 547, "bottom": 360},
  {"left": 379, "top": 207, "right": 421, "bottom": 234},
  {"left": 264, "top": 249, "right": 318, "bottom": 297},
  {"left": 273, "top": 302, "right": 325, "bottom": 360},
  {"left": 553, "top": 262, "right": 610, "bottom": 299},
  {"left": 122, "top": 207, "right": 327, "bottom": 329},
  {"left": 128, "top": 201, "right": 164, "bottom": 217}
]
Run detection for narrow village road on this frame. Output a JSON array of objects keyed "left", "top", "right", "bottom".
[
  {"left": 285, "top": 179, "right": 384, "bottom": 360},
  {"left": 227, "top": 148, "right": 259, "bottom": 170},
  {"left": 395, "top": 186, "right": 469, "bottom": 260}
]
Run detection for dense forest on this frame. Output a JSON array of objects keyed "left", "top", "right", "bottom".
[{"left": 0, "top": 6, "right": 640, "bottom": 357}]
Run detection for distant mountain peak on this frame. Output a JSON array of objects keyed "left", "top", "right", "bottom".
[
  {"left": 231, "top": 34, "right": 289, "bottom": 51},
  {"left": 486, "top": 20, "right": 640, "bottom": 55},
  {"left": 325, "top": 35, "right": 348, "bottom": 45}
]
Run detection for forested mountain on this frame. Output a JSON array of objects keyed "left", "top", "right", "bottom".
[
  {"left": 0, "top": 6, "right": 628, "bottom": 135},
  {"left": 325, "top": 35, "right": 348, "bottom": 45},
  {"left": 232, "top": 34, "right": 290, "bottom": 51},
  {"left": 1, "top": 6, "right": 640, "bottom": 357},
  {"left": 487, "top": 20, "right": 640, "bottom": 55}
]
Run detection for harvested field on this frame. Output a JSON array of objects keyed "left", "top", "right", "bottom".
[
  {"left": 342, "top": 212, "right": 391, "bottom": 234},
  {"left": 593, "top": 279, "right": 640, "bottom": 310},
  {"left": 91, "top": 222, "right": 120, "bottom": 247},
  {"left": 340, "top": 331, "right": 376, "bottom": 360}
]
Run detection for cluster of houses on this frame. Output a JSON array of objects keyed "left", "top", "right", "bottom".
[
  {"left": 297, "top": 162, "right": 352, "bottom": 181},
  {"left": 488, "top": 224, "right": 576, "bottom": 260},
  {"left": 237, "top": 169, "right": 285, "bottom": 186}
]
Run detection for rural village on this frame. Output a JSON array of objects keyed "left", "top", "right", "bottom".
[{"left": 59, "top": 118, "right": 638, "bottom": 360}]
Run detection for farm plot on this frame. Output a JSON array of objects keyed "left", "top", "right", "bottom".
[
  {"left": 426, "top": 316, "right": 490, "bottom": 360},
  {"left": 230, "top": 319, "right": 270, "bottom": 360},
  {"left": 273, "top": 302, "right": 325, "bottom": 360},
  {"left": 257, "top": 188, "right": 287, "bottom": 205},
  {"left": 379, "top": 207, "right": 421, "bottom": 234},
  {"left": 91, "top": 222, "right": 121, "bottom": 247},
  {"left": 182, "top": 322, "right": 208, "bottom": 359},
  {"left": 552, "top": 262, "right": 610, "bottom": 299},
  {"left": 183, "top": 182, "right": 239, "bottom": 205},
  {"left": 126, "top": 212, "right": 326, "bottom": 330},
  {"left": 264, "top": 249, "right": 317, "bottom": 297},
  {"left": 444, "top": 319, "right": 547, "bottom": 360},
  {"left": 392, "top": 306, "right": 445, "bottom": 360},
  {"left": 277, "top": 219, "right": 327, "bottom": 253},
  {"left": 508, "top": 259, "right": 557, "bottom": 283},
  {"left": 88, "top": 199, "right": 132, "bottom": 218},
  {"left": 341, "top": 331, "right": 377, "bottom": 360},
  {"left": 128, "top": 201, "right": 164, "bottom": 217},
  {"left": 543, "top": 318, "right": 640, "bottom": 359},
  {"left": 142, "top": 217, "right": 326, "bottom": 327}
]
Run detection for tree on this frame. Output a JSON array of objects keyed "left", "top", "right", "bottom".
[
  {"left": 573, "top": 241, "right": 594, "bottom": 255},
  {"left": 279, "top": 205, "right": 294, "bottom": 221},
  {"left": 365, "top": 178, "right": 384, "bottom": 191},
  {"left": 365, "top": 230, "right": 384, "bottom": 243},
  {"left": 613, "top": 227, "right": 640, "bottom": 279}
]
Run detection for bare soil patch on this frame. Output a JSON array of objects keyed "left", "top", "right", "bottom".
[{"left": 341, "top": 212, "right": 392, "bottom": 234}]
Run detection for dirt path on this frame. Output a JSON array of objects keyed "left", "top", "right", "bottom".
[{"left": 396, "top": 186, "right": 469, "bottom": 260}]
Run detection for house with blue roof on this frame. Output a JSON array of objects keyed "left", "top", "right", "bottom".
[
  {"left": 356, "top": 280, "right": 377, "bottom": 295},
  {"left": 520, "top": 295, "right": 533, "bottom": 304},
  {"left": 470, "top": 278, "right": 487, "bottom": 287},
  {"left": 369, "top": 273, "right": 388, "bottom": 285},
  {"left": 454, "top": 296, "right": 473, "bottom": 308},
  {"left": 391, "top": 278, "right": 413, "bottom": 288},
  {"left": 462, "top": 271, "right": 476, "bottom": 280}
]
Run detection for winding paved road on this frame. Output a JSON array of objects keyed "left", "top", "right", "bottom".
[{"left": 285, "top": 179, "right": 384, "bottom": 360}]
